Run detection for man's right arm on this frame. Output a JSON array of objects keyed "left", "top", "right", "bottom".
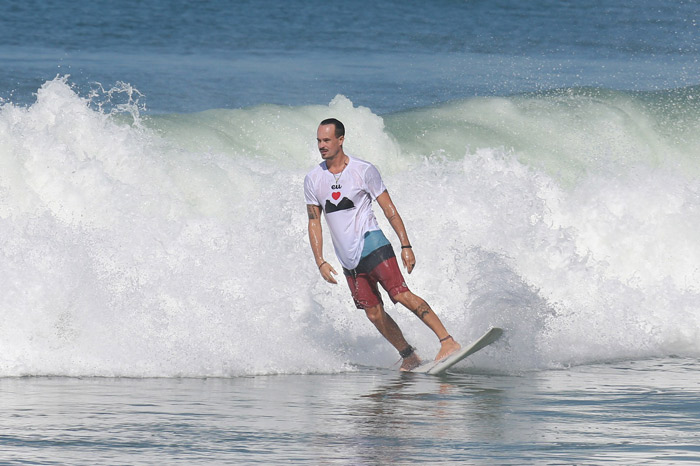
[{"left": 307, "top": 204, "right": 337, "bottom": 284}]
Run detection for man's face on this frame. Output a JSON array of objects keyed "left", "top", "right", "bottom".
[{"left": 317, "top": 124, "right": 344, "bottom": 160}]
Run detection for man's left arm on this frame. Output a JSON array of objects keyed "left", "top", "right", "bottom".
[{"left": 376, "top": 190, "right": 416, "bottom": 274}]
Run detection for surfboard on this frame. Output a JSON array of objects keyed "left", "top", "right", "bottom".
[{"left": 410, "top": 327, "right": 503, "bottom": 375}]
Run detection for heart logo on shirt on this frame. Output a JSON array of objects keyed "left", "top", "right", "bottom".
[{"left": 332, "top": 192, "right": 341, "bottom": 200}]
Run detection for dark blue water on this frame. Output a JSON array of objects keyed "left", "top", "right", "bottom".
[{"left": 1, "top": 0, "right": 698, "bottom": 113}]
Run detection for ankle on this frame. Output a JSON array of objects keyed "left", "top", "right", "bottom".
[{"left": 399, "top": 345, "right": 415, "bottom": 359}]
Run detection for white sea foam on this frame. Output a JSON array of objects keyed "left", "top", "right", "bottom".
[{"left": 1, "top": 77, "right": 699, "bottom": 376}]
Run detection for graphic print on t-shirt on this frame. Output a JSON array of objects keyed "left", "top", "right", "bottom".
[{"left": 325, "top": 195, "right": 355, "bottom": 214}]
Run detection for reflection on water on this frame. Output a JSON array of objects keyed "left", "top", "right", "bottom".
[
  {"left": 0, "top": 359, "right": 698, "bottom": 464},
  {"left": 355, "top": 372, "right": 509, "bottom": 464}
]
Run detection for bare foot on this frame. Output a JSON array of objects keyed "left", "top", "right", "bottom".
[
  {"left": 399, "top": 352, "right": 421, "bottom": 371},
  {"left": 435, "top": 336, "right": 460, "bottom": 361}
]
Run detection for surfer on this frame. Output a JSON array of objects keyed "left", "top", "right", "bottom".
[{"left": 304, "top": 118, "right": 461, "bottom": 371}]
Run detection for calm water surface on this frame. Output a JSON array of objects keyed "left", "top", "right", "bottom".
[{"left": 1, "top": 358, "right": 699, "bottom": 465}]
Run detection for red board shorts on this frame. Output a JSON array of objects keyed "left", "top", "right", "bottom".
[{"left": 343, "top": 244, "right": 409, "bottom": 309}]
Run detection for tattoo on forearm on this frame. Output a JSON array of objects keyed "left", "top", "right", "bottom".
[
  {"left": 307, "top": 205, "right": 320, "bottom": 220},
  {"left": 412, "top": 303, "right": 431, "bottom": 320}
]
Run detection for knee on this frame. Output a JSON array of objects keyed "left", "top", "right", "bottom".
[
  {"left": 394, "top": 291, "right": 422, "bottom": 309},
  {"left": 364, "top": 305, "right": 385, "bottom": 324}
]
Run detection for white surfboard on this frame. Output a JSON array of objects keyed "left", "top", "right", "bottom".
[{"left": 410, "top": 327, "right": 503, "bottom": 375}]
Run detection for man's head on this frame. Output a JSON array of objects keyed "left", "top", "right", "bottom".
[
  {"left": 320, "top": 118, "right": 345, "bottom": 138},
  {"left": 317, "top": 118, "right": 345, "bottom": 161}
]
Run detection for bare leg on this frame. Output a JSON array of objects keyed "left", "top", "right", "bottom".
[
  {"left": 393, "top": 291, "right": 461, "bottom": 361},
  {"left": 364, "top": 303, "right": 421, "bottom": 371}
]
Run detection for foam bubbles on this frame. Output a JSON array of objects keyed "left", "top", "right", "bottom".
[{"left": 1, "top": 78, "right": 699, "bottom": 376}]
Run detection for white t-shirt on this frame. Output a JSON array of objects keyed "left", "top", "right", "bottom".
[{"left": 304, "top": 155, "right": 387, "bottom": 269}]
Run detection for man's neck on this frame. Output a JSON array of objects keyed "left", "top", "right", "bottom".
[{"left": 326, "top": 153, "right": 348, "bottom": 174}]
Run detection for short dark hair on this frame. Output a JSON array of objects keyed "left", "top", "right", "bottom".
[{"left": 320, "top": 118, "right": 345, "bottom": 138}]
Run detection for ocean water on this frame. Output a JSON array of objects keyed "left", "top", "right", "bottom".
[
  {"left": 1, "top": 0, "right": 700, "bottom": 463},
  {"left": 1, "top": 360, "right": 700, "bottom": 465}
]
